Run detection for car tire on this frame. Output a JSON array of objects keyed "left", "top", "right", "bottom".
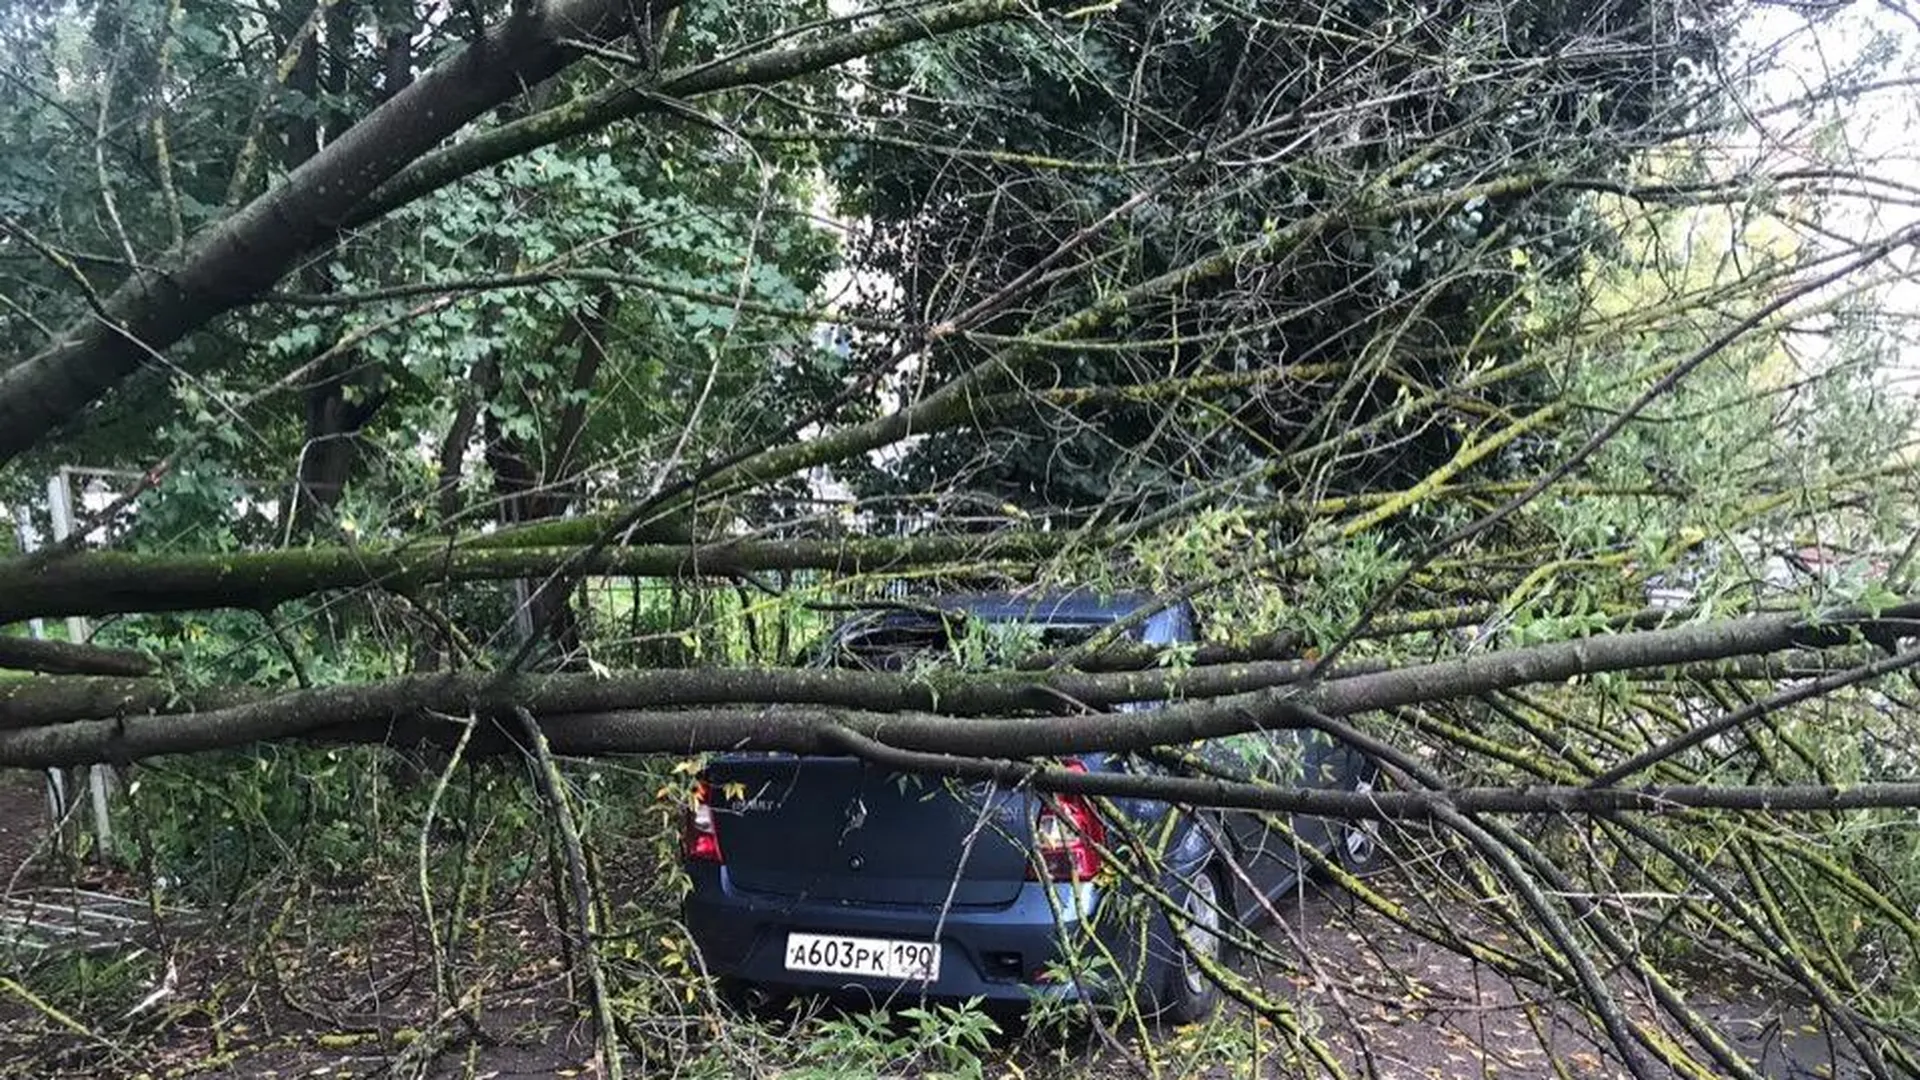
[
  {"left": 1159, "top": 862, "right": 1233, "bottom": 1025},
  {"left": 1335, "top": 773, "right": 1385, "bottom": 876}
]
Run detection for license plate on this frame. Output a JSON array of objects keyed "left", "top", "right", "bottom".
[{"left": 784, "top": 932, "right": 941, "bottom": 982}]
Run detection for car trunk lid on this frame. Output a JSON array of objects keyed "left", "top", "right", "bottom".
[{"left": 705, "top": 756, "right": 1033, "bottom": 907}]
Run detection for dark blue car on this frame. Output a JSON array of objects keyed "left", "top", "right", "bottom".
[{"left": 682, "top": 592, "right": 1378, "bottom": 1021}]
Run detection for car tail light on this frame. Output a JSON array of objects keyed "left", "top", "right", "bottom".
[
  {"left": 684, "top": 780, "right": 723, "bottom": 863},
  {"left": 1030, "top": 760, "right": 1104, "bottom": 881}
]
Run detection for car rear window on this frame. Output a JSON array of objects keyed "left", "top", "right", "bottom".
[{"left": 829, "top": 617, "right": 1106, "bottom": 672}]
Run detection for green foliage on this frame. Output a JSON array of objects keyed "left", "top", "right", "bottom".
[
  {"left": 787, "top": 1000, "right": 1001, "bottom": 1080},
  {"left": 832, "top": 0, "right": 1723, "bottom": 516},
  {"left": 9, "top": 946, "right": 161, "bottom": 1023},
  {"left": 125, "top": 747, "right": 445, "bottom": 904}
]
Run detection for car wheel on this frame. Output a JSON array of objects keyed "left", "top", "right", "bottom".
[
  {"left": 1336, "top": 774, "right": 1385, "bottom": 875},
  {"left": 1160, "top": 862, "right": 1231, "bottom": 1024}
]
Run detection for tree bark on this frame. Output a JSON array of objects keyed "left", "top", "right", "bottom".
[{"left": 0, "top": 638, "right": 155, "bottom": 678}]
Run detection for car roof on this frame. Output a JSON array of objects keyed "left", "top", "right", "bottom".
[{"left": 888, "top": 589, "right": 1175, "bottom": 624}]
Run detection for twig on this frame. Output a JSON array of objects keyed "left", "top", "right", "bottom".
[
  {"left": 512, "top": 706, "right": 622, "bottom": 1080},
  {"left": 420, "top": 712, "right": 479, "bottom": 1007},
  {"left": 0, "top": 975, "right": 140, "bottom": 1068}
]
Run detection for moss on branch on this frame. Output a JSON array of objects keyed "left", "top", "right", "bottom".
[
  {"left": 0, "top": 532, "right": 1062, "bottom": 622},
  {"left": 5, "top": 600, "right": 1918, "bottom": 768}
]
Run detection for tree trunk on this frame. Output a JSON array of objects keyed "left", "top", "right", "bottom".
[
  {"left": 283, "top": 0, "right": 388, "bottom": 536},
  {"left": 290, "top": 353, "right": 386, "bottom": 534},
  {"left": 481, "top": 297, "right": 616, "bottom": 665},
  {"left": 379, "top": 0, "right": 414, "bottom": 101},
  {"left": 435, "top": 354, "right": 497, "bottom": 525},
  {"left": 322, "top": 1, "right": 358, "bottom": 142}
]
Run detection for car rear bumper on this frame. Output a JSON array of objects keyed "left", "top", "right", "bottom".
[{"left": 684, "top": 864, "right": 1139, "bottom": 1006}]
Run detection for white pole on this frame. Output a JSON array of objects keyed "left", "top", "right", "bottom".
[
  {"left": 12, "top": 502, "right": 71, "bottom": 845},
  {"left": 11, "top": 504, "right": 45, "bottom": 642},
  {"left": 46, "top": 469, "right": 114, "bottom": 857}
]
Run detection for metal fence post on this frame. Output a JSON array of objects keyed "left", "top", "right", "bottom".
[
  {"left": 13, "top": 503, "right": 77, "bottom": 851},
  {"left": 45, "top": 468, "right": 114, "bottom": 857}
]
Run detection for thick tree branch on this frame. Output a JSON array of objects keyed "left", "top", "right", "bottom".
[
  {"left": 0, "top": 532, "right": 1063, "bottom": 622},
  {"left": 499, "top": 721, "right": 1920, "bottom": 817},
  {"left": 0, "top": 637, "right": 155, "bottom": 677},
  {"left": 3, "top": 601, "right": 1915, "bottom": 767},
  {"left": 343, "top": 0, "right": 1074, "bottom": 227},
  {"left": 0, "top": 653, "right": 1363, "bottom": 731},
  {"left": 0, "top": 678, "right": 255, "bottom": 732}
]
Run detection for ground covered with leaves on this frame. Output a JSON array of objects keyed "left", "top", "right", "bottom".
[{"left": 0, "top": 767, "right": 1858, "bottom": 1080}]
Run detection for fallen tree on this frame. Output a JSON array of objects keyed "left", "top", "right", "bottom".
[
  {"left": 2, "top": 600, "right": 1912, "bottom": 767},
  {"left": 4, "top": 2, "right": 1920, "bottom": 1077}
]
